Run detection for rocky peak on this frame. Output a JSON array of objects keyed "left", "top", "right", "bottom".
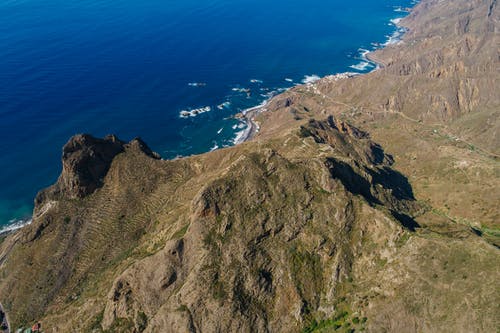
[
  {"left": 35, "top": 134, "right": 160, "bottom": 205},
  {"left": 300, "top": 117, "right": 393, "bottom": 166},
  {"left": 127, "top": 137, "right": 162, "bottom": 160},
  {"left": 57, "top": 134, "right": 126, "bottom": 199}
]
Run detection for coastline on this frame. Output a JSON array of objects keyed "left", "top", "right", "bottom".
[
  {"left": 3, "top": 0, "right": 499, "bottom": 329},
  {"left": 0, "top": 1, "right": 416, "bottom": 236},
  {"left": 234, "top": 102, "right": 266, "bottom": 144},
  {"left": 0, "top": 218, "right": 32, "bottom": 237},
  {"left": 238, "top": 5, "right": 414, "bottom": 143}
]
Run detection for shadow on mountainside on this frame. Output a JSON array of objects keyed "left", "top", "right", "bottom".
[{"left": 326, "top": 158, "right": 420, "bottom": 231}]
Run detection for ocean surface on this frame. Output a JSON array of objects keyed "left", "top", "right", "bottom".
[{"left": 0, "top": 0, "right": 414, "bottom": 232}]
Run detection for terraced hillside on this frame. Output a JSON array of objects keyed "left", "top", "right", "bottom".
[{"left": 0, "top": 0, "right": 498, "bottom": 332}]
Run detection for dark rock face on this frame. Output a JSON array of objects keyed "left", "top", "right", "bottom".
[
  {"left": 128, "top": 137, "right": 162, "bottom": 160},
  {"left": 300, "top": 117, "right": 393, "bottom": 166},
  {"left": 300, "top": 117, "right": 421, "bottom": 230},
  {"left": 35, "top": 134, "right": 160, "bottom": 206},
  {"left": 58, "top": 134, "right": 126, "bottom": 198}
]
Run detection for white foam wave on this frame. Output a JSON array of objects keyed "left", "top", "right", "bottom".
[
  {"left": 179, "top": 106, "right": 212, "bottom": 118},
  {"left": 348, "top": 48, "right": 376, "bottom": 72},
  {"left": 241, "top": 99, "right": 269, "bottom": 116},
  {"left": 210, "top": 143, "right": 219, "bottom": 151},
  {"left": 188, "top": 82, "right": 206, "bottom": 87},
  {"left": 217, "top": 101, "right": 231, "bottom": 110},
  {"left": 302, "top": 75, "right": 321, "bottom": 84},
  {"left": 0, "top": 218, "right": 32, "bottom": 234},
  {"left": 393, "top": 7, "right": 409, "bottom": 13},
  {"left": 232, "top": 87, "right": 251, "bottom": 93},
  {"left": 390, "top": 18, "right": 403, "bottom": 25},
  {"left": 233, "top": 123, "right": 250, "bottom": 145},
  {"left": 384, "top": 30, "right": 403, "bottom": 46},
  {"left": 250, "top": 79, "right": 263, "bottom": 84},
  {"left": 350, "top": 61, "right": 372, "bottom": 71},
  {"left": 232, "top": 98, "right": 272, "bottom": 145},
  {"left": 359, "top": 48, "right": 371, "bottom": 59},
  {"left": 384, "top": 17, "right": 407, "bottom": 46}
]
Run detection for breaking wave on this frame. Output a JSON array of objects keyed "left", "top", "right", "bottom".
[{"left": 0, "top": 218, "right": 32, "bottom": 234}]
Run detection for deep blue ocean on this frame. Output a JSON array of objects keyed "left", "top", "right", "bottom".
[{"left": 0, "top": 0, "right": 414, "bottom": 231}]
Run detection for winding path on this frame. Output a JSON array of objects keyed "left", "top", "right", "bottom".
[{"left": 304, "top": 83, "right": 500, "bottom": 160}]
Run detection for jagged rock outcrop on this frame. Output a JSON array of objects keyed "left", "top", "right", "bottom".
[
  {"left": 50, "top": 134, "right": 125, "bottom": 198},
  {"left": 35, "top": 134, "right": 160, "bottom": 205}
]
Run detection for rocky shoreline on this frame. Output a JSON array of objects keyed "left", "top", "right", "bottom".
[
  {"left": 0, "top": 6, "right": 411, "bottom": 235},
  {"left": 239, "top": 7, "right": 412, "bottom": 143}
]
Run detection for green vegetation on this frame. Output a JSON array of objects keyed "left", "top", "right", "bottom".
[
  {"left": 176, "top": 304, "right": 189, "bottom": 312},
  {"left": 290, "top": 245, "right": 324, "bottom": 312},
  {"left": 212, "top": 278, "right": 227, "bottom": 301},
  {"left": 395, "top": 232, "right": 411, "bottom": 247},
  {"left": 302, "top": 311, "right": 349, "bottom": 333},
  {"left": 88, "top": 310, "right": 104, "bottom": 331},
  {"left": 299, "top": 126, "right": 313, "bottom": 138},
  {"left": 375, "top": 257, "right": 388, "bottom": 268},
  {"left": 137, "top": 311, "right": 148, "bottom": 332},
  {"left": 431, "top": 208, "right": 500, "bottom": 243},
  {"left": 171, "top": 223, "right": 189, "bottom": 239},
  {"left": 103, "top": 317, "right": 135, "bottom": 333}
]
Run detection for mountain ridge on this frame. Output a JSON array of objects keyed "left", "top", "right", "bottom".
[{"left": 0, "top": 0, "right": 499, "bottom": 331}]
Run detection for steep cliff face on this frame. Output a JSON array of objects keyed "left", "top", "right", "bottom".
[
  {"left": 0, "top": 0, "right": 498, "bottom": 332},
  {"left": 35, "top": 134, "right": 160, "bottom": 203},
  {"left": 0, "top": 135, "right": 165, "bottom": 328}
]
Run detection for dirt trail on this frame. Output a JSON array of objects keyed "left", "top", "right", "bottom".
[{"left": 311, "top": 85, "right": 500, "bottom": 160}]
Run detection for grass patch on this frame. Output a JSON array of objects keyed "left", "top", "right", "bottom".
[
  {"left": 176, "top": 304, "right": 189, "bottom": 312},
  {"left": 432, "top": 208, "right": 499, "bottom": 240},
  {"left": 376, "top": 257, "right": 388, "bottom": 268},
  {"left": 302, "top": 311, "right": 349, "bottom": 333},
  {"left": 171, "top": 224, "right": 189, "bottom": 239},
  {"left": 298, "top": 127, "right": 313, "bottom": 139},
  {"left": 103, "top": 317, "right": 135, "bottom": 333},
  {"left": 396, "top": 232, "right": 411, "bottom": 247},
  {"left": 212, "top": 278, "right": 227, "bottom": 301},
  {"left": 88, "top": 309, "right": 104, "bottom": 331},
  {"left": 289, "top": 245, "right": 324, "bottom": 310},
  {"left": 137, "top": 311, "right": 148, "bottom": 332}
]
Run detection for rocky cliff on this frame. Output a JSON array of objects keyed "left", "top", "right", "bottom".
[{"left": 0, "top": 0, "right": 498, "bottom": 332}]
